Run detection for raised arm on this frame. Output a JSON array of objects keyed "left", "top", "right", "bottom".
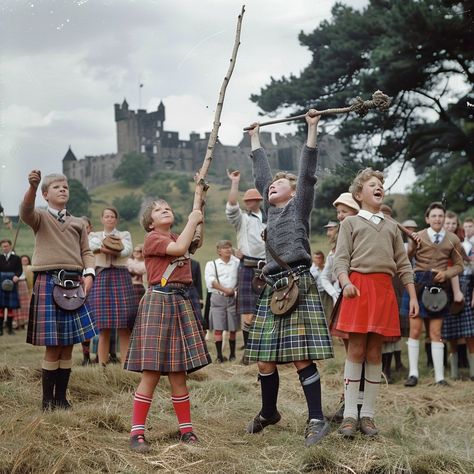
[
  {"left": 19, "top": 170, "right": 42, "bottom": 230},
  {"left": 247, "top": 123, "right": 272, "bottom": 202}
]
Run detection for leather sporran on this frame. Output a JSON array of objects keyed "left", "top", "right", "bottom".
[
  {"left": 1, "top": 279, "right": 14, "bottom": 292},
  {"left": 251, "top": 269, "right": 266, "bottom": 295},
  {"left": 52, "top": 270, "right": 86, "bottom": 311},
  {"left": 102, "top": 234, "right": 124, "bottom": 252},
  {"left": 270, "top": 274, "right": 299, "bottom": 316},
  {"left": 421, "top": 286, "right": 448, "bottom": 313}
]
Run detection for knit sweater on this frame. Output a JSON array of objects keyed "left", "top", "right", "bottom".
[
  {"left": 19, "top": 206, "right": 94, "bottom": 272},
  {"left": 412, "top": 229, "right": 463, "bottom": 278},
  {"left": 251, "top": 145, "right": 317, "bottom": 274},
  {"left": 333, "top": 215, "right": 414, "bottom": 286}
]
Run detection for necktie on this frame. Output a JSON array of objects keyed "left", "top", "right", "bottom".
[
  {"left": 434, "top": 233, "right": 440, "bottom": 244},
  {"left": 57, "top": 211, "right": 65, "bottom": 223}
]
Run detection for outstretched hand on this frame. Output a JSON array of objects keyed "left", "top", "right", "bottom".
[
  {"left": 227, "top": 169, "right": 241, "bottom": 181},
  {"left": 28, "top": 170, "right": 42, "bottom": 189},
  {"left": 247, "top": 122, "right": 260, "bottom": 136},
  {"left": 305, "top": 109, "right": 321, "bottom": 127}
]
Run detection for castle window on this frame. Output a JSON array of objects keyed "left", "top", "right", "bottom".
[
  {"left": 156, "top": 130, "right": 160, "bottom": 138},
  {"left": 168, "top": 133, "right": 172, "bottom": 138},
  {"left": 141, "top": 145, "right": 146, "bottom": 153},
  {"left": 157, "top": 120, "right": 161, "bottom": 127},
  {"left": 141, "top": 136, "right": 145, "bottom": 142},
  {"left": 153, "top": 145, "right": 157, "bottom": 153}
]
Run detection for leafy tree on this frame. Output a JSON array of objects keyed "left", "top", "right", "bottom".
[
  {"left": 174, "top": 175, "right": 191, "bottom": 194},
  {"left": 112, "top": 193, "right": 142, "bottom": 221},
  {"left": 251, "top": 0, "right": 473, "bottom": 213},
  {"left": 114, "top": 153, "right": 151, "bottom": 186},
  {"left": 67, "top": 179, "right": 91, "bottom": 217},
  {"left": 143, "top": 177, "right": 172, "bottom": 196}
]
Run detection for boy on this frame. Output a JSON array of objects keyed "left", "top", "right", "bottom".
[
  {"left": 204, "top": 240, "right": 240, "bottom": 362},
  {"left": 20, "top": 170, "right": 96, "bottom": 410}
]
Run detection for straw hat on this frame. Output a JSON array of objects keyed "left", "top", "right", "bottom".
[
  {"left": 323, "top": 220, "right": 339, "bottom": 228},
  {"left": 333, "top": 192, "right": 360, "bottom": 212},
  {"left": 401, "top": 219, "right": 418, "bottom": 228},
  {"left": 243, "top": 188, "right": 263, "bottom": 201}
]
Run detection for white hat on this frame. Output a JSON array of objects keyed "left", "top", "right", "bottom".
[
  {"left": 402, "top": 219, "right": 418, "bottom": 228},
  {"left": 323, "top": 220, "right": 339, "bottom": 228},
  {"left": 333, "top": 192, "right": 360, "bottom": 212}
]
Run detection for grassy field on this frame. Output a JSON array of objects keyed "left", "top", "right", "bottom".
[{"left": 0, "top": 330, "right": 473, "bottom": 473}]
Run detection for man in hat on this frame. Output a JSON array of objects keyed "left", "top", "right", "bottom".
[
  {"left": 0, "top": 239, "right": 22, "bottom": 335},
  {"left": 226, "top": 170, "right": 266, "bottom": 364}
]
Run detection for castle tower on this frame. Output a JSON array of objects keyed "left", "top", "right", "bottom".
[{"left": 62, "top": 146, "right": 78, "bottom": 180}]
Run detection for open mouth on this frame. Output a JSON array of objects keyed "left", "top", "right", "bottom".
[{"left": 374, "top": 190, "right": 383, "bottom": 198}]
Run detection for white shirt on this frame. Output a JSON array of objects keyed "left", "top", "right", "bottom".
[
  {"left": 319, "top": 251, "right": 341, "bottom": 301},
  {"left": 358, "top": 209, "right": 385, "bottom": 225},
  {"left": 204, "top": 256, "right": 240, "bottom": 294},
  {"left": 225, "top": 203, "right": 266, "bottom": 259},
  {"left": 310, "top": 264, "right": 324, "bottom": 292},
  {"left": 427, "top": 227, "right": 446, "bottom": 244}
]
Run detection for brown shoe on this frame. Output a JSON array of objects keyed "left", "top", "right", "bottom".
[
  {"left": 338, "top": 417, "right": 357, "bottom": 438},
  {"left": 359, "top": 417, "right": 378, "bottom": 437}
]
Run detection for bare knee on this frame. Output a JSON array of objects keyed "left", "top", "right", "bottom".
[{"left": 257, "top": 361, "right": 276, "bottom": 374}]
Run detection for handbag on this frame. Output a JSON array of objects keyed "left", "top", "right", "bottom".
[
  {"left": 421, "top": 286, "right": 448, "bottom": 313},
  {"left": 52, "top": 270, "right": 86, "bottom": 311},
  {"left": 102, "top": 234, "right": 124, "bottom": 252}
]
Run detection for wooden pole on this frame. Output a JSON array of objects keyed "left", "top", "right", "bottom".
[{"left": 189, "top": 5, "right": 245, "bottom": 253}]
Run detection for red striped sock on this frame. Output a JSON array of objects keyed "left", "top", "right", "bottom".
[
  {"left": 130, "top": 392, "right": 153, "bottom": 437},
  {"left": 172, "top": 393, "right": 193, "bottom": 434}
]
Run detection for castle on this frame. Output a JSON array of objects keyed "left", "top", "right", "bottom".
[{"left": 62, "top": 100, "right": 344, "bottom": 189}]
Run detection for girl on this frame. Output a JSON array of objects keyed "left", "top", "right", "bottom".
[
  {"left": 124, "top": 200, "right": 210, "bottom": 452},
  {"left": 88, "top": 207, "right": 135, "bottom": 366},
  {"left": 245, "top": 110, "right": 333, "bottom": 447},
  {"left": 333, "top": 168, "right": 418, "bottom": 437}
]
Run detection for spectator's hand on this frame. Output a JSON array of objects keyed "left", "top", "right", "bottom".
[
  {"left": 28, "top": 170, "right": 42, "bottom": 189},
  {"left": 100, "top": 246, "right": 121, "bottom": 256},
  {"left": 12, "top": 275, "right": 19, "bottom": 283},
  {"left": 234, "top": 248, "right": 244, "bottom": 260},
  {"left": 306, "top": 109, "right": 321, "bottom": 127},
  {"left": 227, "top": 169, "right": 241, "bottom": 182},
  {"left": 83, "top": 275, "right": 94, "bottom": 296},
  {"left": 410, "top": 232, "right": 422, "bottom": 248},
  {"left": 343, "top": 283, "right": 360, "bottom": 298}
]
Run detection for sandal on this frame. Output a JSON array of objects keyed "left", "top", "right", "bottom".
[
  {"left": 338, "top": 417, "right": 358, "bottom": 438},
  {"left": 180, "top": 431, "right": 199, "bottom": 444},
  {"left": 130, "top": 434, "right": 151, "bottom": 453}
]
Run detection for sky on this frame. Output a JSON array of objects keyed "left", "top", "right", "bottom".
[{"left": 0, "top": 0, "right": 415, "bottom": 214}]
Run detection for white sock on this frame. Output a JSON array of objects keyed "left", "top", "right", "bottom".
[
  {"left": 342, "top": 360, "right": 363, "bottom": 420},
  {"left": 431, "top": 341, "right": 445, "bottom": 382},
  {"left": 360, "top": 363, "right": 382, "bottom": 419},
  {"left": 449, "top": 352, "right": 459, "bottom": 379},
  {"left": 469, "top": 353, "right": 474, "bottom": 378},
  {"left": 407, "top": 338, "right": 420, "bottom": 378}
]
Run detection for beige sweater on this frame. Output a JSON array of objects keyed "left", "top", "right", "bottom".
[
  {"left": 19, "top": 206, "right": 95, "bottom": 272},
  {"left": 333, "top": 215, "right": 414, "bottom": 286},
  {"left": 88, "top": 230, "right": 133, "bottom": 268}
]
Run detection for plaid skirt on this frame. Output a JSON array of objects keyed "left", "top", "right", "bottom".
[
  {"left": 124, "top": 284, "right": 211, "bottom": 374},
  {"left": 27, "top": 273, "right": 97, "bottom": 346},
  {"left": 87, "top": 267, "right": 136, "bottom": 330},
  {"left": 237, "top": 262, "right": 260, "bottom": 315},
  {"left": 246, "top": 269, "right": 333, "bottom": 363},
  {"left": 131, "top": 283, "right": 146, "bottom": 329},
  {"left": 442, "top": 274, "right": 474, "bottom": 340},
  {"left": 0, "top": 272, "right": 20, "bottom": 309},
  {"left": 12, "top": 280, "right": 30, "bottom": 322},
  {"left": 401, "top": 271, "right": 450, "bottom": 319}
]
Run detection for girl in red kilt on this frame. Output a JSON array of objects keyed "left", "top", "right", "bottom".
[
  {"left": 333, "top": 168, "right": 418, "bottom": 438},
  {"left": 124, "top": 200, "right": 211, "bottom": 452}
]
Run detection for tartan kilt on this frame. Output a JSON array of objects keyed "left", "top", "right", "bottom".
[
  {"left": 11, "top": 280, "right": 30, "bottom": 322},
  {"left": 246, "top": 270, "right": 333, "bottom": 363},
  {"left": 131, "top": 283, "right": 146, "bottom": 329},
  {"left": 442, "top": 274, "right": 474, "bottom": 340},
  {"left": 27, "top": 273, "right": 97, "bottom": 346},
  {"left": 87, "top": 267, "right": 136, "bottom": 330},
  {"left": 124, "top": 285, "right": 211, "bottom": 374},
  {"left": 401, "top": 271, "right": 450, "bottom": 319},
  {"left": 237, "top": 263, "right": 259, "bottom": 315},
  {"left": 0, "top": 272, "right": 20, "bottom": 309}
]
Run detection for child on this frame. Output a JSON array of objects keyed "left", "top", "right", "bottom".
[
  {"left": 19, "top": 170, "right": 96, "bottom": 410},
  {"left": 204, "top": 240, "right": 240, "bottom": 362},
  {"left": 403, "top": 202, "right": 464, "bottom": 387},
  {"left": 124, "top": 200, "right": 211, "bottom": 452},
  {"left": 333, "top": 168, "right": 418, "bottom": 437},
  {"left": 245, "top": 110, "right": 333, "bottom": 447}
]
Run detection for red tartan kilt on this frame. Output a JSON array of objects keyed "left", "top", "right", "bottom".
[{"left": 336, "top": 272, "right": 400, "bottom": 337}]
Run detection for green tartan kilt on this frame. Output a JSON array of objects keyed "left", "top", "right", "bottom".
[{"left": 246, "top": 271, "right": 334, "bottom": 363}]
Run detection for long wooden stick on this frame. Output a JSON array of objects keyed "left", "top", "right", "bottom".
[
  {"left": 189, "top": 5, "right": 245, "bottom": 254},
  {"left": 243, "top": 90, "right": 391, "bottom": 130}
]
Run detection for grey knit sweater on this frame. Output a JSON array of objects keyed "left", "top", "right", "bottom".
[{"left": 250, "top": 145, "right": 318, "bottom": 275}]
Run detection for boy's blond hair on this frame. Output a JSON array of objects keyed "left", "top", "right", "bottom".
[
  {"left": 271, "top": 172, "right": 297, "bottom": 191},
  {"left": 41, "top": 173, "right": 68, "bottom": 194},
  {"left": 216, "top": 239, "right": 232, "bottom": 249},
  {"left": 349, "top": 168, "right": 384, "bottom": 204},
  {"left": 141, "top": 199, "right": 170, "bottom": 232}
]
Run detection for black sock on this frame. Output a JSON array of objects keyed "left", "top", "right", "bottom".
[
  {"left": 259, "top": 369, "right": 279, "bottom": 419},
  {"left": 425, "top": 342, "right": 433, "bottom": 367},
  {"left": 359, "top": 363, "right": 366, "bottom": 393},
  {"left": 229, "top": 340, "right": 236, "bottom": 358},
  {"left": 215, "top": 341, "right": 223, "bottom": 359},
  {"left": 242, "top": 330, "right": 249, "bottom": 348},
  {"left": 298, "top": 363, "right": 323, "bottom": 421},
  {"left": 394, "top": 350, "right": 403, "bottom": 369}
]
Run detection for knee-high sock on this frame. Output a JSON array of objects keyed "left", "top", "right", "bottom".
[
  {"left": 468, "top": 352, "right": 474, "bottom": 378},
  {"left": 343, "top": 360, "right": 363, "bottom": 420},
  {"left": 360, "top": 362, "right": 382, "bottom": 419},
  {"left": 42, "top": 360, "right": 59, "bottom": 407},
  {"left": 229, "top": 339, "right": 236, "bottom": 358},
  {"left": 450, "top": 352, "right": 459, "bottom": 379},
  {"left": 130, "top": 392, "right": 153, "bottom": 437},
  {"left": 431, "top": 341, "right": 445, "bottom": 382},
  {"left": 259, "top": 369, "right": 279, "bottom": 419},
  {"left": 172, "top": 392, "right": 193, "bottom": 434},
  {"left": 407, "top": 338, "right": 420, "bottom": 378},
  {"left": 298, "top": 363, "right": 323, "bottom": 420}
]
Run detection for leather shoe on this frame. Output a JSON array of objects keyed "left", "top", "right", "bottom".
[
  {"left": 304, "top": 418, "right": 330, "bottom": 446},
  {"left": 435, "top": 379, "right": 450, "bottom": 387},
  {"left": 404, "top": 375, "right": 418, "bottom": 387},
  {"left": 247, "top": 410, "right": 281, "bottom": 433}
]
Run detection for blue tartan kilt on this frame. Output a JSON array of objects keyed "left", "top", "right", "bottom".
[
  {"left": 27, "top": 273, "right": 97, "bottom": 346},
  {"left": 124, "top": 284, "right": 211, "bottom": 374},
  {"left": 87, "top": 267, "right": 136, "bottom": 330},
  {"left": 237, "top": 262, "right": 259, "bottom": 315},
  {"left": 400, "top": 271, "right": 450, "bottom": 319},
  {"left": 246, "top": 269, "right": 333, "bottom": 363},
  {"left": 442, "top": 274, "right": 474, "bottom": 340},
  {"left": 0, "top": 272, "right": 20, "bottom": 309}
]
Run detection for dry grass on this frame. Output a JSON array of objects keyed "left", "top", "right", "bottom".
[{"left": 1, "top": 333, "right": 473, "bottom": 473}]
